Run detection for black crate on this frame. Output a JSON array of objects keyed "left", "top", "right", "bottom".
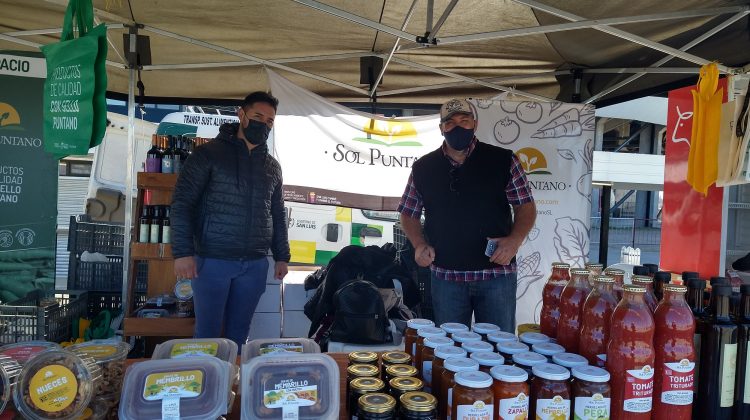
[
  {"left": 68, "top": 258, "right": 147, "bottom": 293},
  {"left": 0, "top": 290, "right": 88, "bottom": 344},
  {"left": 68, "top": 216, "right": 125, "bottom": 256},
  {"left": 86, "top": 291, "right": 147, "bottom": 319}
]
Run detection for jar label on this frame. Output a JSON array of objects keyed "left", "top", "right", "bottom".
[
  {"left": 660, "top": 359, "right": 695, "bottom": 405},
  {"left": 596, "top": 354, "right": 606, "bottom": 368},
  {"left": 423, "top": 360, "right": 433, "bottom": 386},
  {"left": 574, "top": 393, "right": 610, "bottom": 420},
  {"left": 139, "top": 224, "right": 150, "bottom": 242},
  {"left": 143, "top": 370, "right": 204, "bottom": 400},
  {"left": 259, "top": 342, "right": 304, "bottom": 355},
  {"left": 457, "top": 400, "right": 492, "bottom": 420},
  {"left": 623, "top": 365, "right": 654, "bottom": 413},
  {"left": 264, "top": 378, "right": 317, "bottom": 410},
  {"left": 79, "top": 345, "right": 117, "bottom": 359},
  {"left": 744, "top": 341, "right": 750, "bottom": 404},
  {"left": 170, "top": 342, "right": 219, "bottom": 358},
  {"left": 29, "top": 364, "right": 78, "bottom": 412},
  {"left": 498, "top": 392, "right": 529, "bottom": 420},
  {"left": 536, "top": 395, "right": 570, "bottom": 420},
  {"left": 162, "top": 226, "right": 171, "bottom": 244},
  {"left": 720, "top": 343, "right": 737, "bottom": 408}
]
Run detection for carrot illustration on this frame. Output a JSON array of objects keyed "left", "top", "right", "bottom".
[
  {"left": 532, "top": 121, "right": 582, "bottom": 138},
  {"left": 539, "top": 108, "right": 579, "bottom": 131}
]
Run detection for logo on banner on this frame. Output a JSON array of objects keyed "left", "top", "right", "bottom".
[
  {"left": 515, "top": 147, "right": 550, "bottom": 175},
  {"left": 354, "top": 119, "right": 422, "bottom": 147},
  {"left": 0, "top": 103, "right": 22, "bottom": 129}
]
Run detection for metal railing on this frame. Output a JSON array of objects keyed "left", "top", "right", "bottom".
[{"left": 589, "top": 217, "right": 662, "bottom": 251}]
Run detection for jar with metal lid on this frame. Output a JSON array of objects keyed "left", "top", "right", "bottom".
[
  {"left": 174, "top": 278, "right": 194, "bottom": 317},
  {"left": 405, "top": 319, "right": 434, "bottom": 360},
  {"left": 531, "top": 363, "right": 571, "bottom": 420},
  {"left": 438, "top": 357, "right": 479, "bottom": 419},
  {"left": 461, "top": 340, "right": 494, "bottom": 356},
  {"left": 487, "top": 331, "right": 518, "bottom": 346},
  {"left": 399, "top": 391, "right": 437, "bottom": 419},
  {"left": 498, "top": 341, "right": 529, "bottom": 362},
  {"left": 431, "top": 345, "right": 467, "bottom": 412},
  {"left": 440, "top": 322, "right": 469, "bottom": 338},
  {"left": 571, "top": 365, "right": 610, "bottom": 420},
  {"left": 380, "top": 351, "right": 411, "bottom": 381},
  {"left": 519, "top": 332, "right": 551, "bottom": 346},
  {"left": 349, "top": 351, "right": 379, "bottom": 367},
  {"left": 512, "top": 351, "right": 547, "bottom": 378},
  {"left": 470, "top": 351, "right": 504, "bottom": 374},
  {"left": 552, "top": 353, "right": 589, "bottom": 372},
  {"left": 349, "top": 377, "right": 385, "bottom": 417},
  {"left": 472, "top": 323, "right": 501, "bottom": 341},
  {"left": 451, "top": 370, "right": 494, "bottom": 420},
  {"left": 348, "top": 364, "right": 380, "bottom": 412},
  {"left": 532, "top": 342, "right": 566, "bottom": 362},
  {"left": 491, "top": 365, "right": 530, "bottom": 420},
  {"left": 451, "top": 331, "right": 482, "bottom": 348},
  {"left": 419, "top": 336, "right": 452, "bottom": 392},
  {"left": 357, "top": 392, "right": 396, "bottom": 420},
  {"left": 414, "top": 327, "right": 446, "bottom": 375},
  {"left": 384, "top": 364, "right": 418, "bottom": 392},
  {"left": 389, "top": 376, "right": 423, "bottom": 411},
  {"left": 604, "top": 268, "right": 626, "bottom": 300},
  {"left": 585, "top": 262, "right": 604, "bottom": 286}
]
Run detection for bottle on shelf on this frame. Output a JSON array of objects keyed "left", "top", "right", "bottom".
[
  {"left": 606, "top": 284, "right": 655, "bottom": 419},
  {"left": 161, "top": 136, "right": 175, "bottom": 174},
  {"left": 696, "top": 284, "right": 738, "bottom": 418},
  {"left": 653, "top": 271, "right": 672, "bottom": 301},
  {"left": 161, "top": 206, "right": 171, "bottom": 244},
  {"left": 145, "top": 134, "right": 162, "bottom": 173},
  {"left": 540, "top": 262, "right": 570, "bottom": 338},
  {"left": 579, "top": 276, "right": 619, "bottom": 367},
  {"left": 172, "top": 136, "right": 182, "bottom": 174},
  {"left": 149, "top": 206, "right": 162, "bottom": 244},
  {"left": 631, "top": 275, "right": 658, "bottom": 312},
  {"left": 735, "top": 284, "right": 750, "bottom": 419},
  {"left": 686, "top": 278, "right": 707, "bottom": 417},
  {"left": 556, "top": 268, "right": 592, "bottom": 353},
  {"left": 585, "top": 262, "right": 603, "bottom": 286},
  {"left": 652, "top": 284, "right": 695, "bottom": 420},
  {"left": 604, "top": 268, "right": 625, "bottom": 301},
  {"left": 138, "top": 205, "right": 151, "bottom": 243}
]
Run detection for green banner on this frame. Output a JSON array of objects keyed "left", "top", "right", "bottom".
[{"left": 0, "top": 51, "right": 58, "bottom": 301}]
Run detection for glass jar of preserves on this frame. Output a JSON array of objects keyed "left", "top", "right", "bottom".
[
  {"left": 512, "top": 351, "right": 547, "bottom": 378},
  {"left": 579, "top": 275, "right": 619, "bottom": 367},
  {"left": 419, "top": 336, "right": 452, "bottom": 392},
  {"left": 461, "top": 340, "right": 494, "bottom": 356},
  {"left": 381, "top": 351, "right": 411, "bottom": 381},
  {"left": 571, "top": 365, "right": 611, "bottom": 420},
  {"left": 384, "top": 364, "right": 418, "bottom": 393},
  {"left": 357, "top": 392, "right": 396, "bottom": 420},
  {"left": 498, "top": 341, "right": 529, "bottom": 362},
  {"left": 552, "top": 353, "right": 588, "bottom": 372},
  {"left": 487, "top": 331, "right": 518, "bottom": 347},
  {"left": 532, "top": 342, "right": 565, "bottom": 362},
  {"left": 470, "top": 351, "right": 505, "bottom": 374},
  {"left": 519, "top": 332, "right": 550, "bottom": 346},
  {"left": 404, "top": 319, "right": 434, "bottom": 360},
  {"left": 540, "top": 262, "right": 571, "bottom": 338},
  {"left": 431, "top": 345, "right": 467, "bottom": 412},
  {"left": 472, "top": 323, "right": 501, "bottom": 341},
  {"left": 491, "top": 365, "right": 530, "bottom": 420},
  {"left": 438, "top": 357, "right": 479, "bottom": 419},
  {"left": 389, "top": 376, "right": 423, "bottom": 411},
  {"left": 585, "top": 262, "right": 604, "bottom": 286},
  {"left": 440, "top": 323, "right": 469, "bottom": 338},
  {"left": 349, "top": 351, "right": 379, "bottom": 367},
  {"left": 348, "top": 364, "right": 380, "bottom": 411},
  {"left": 604, "top": 268, "right": 625, "bottom": 301},
  {"left": 399, "top": 391, "right": 437, "bottom": 420},
  {"left": 451, "top": 331, "right": 482, "bottom": 348},
  {"left": 632, "top": 275, "right": 658, "bottom": 312},
  {"left": 414, "top": 327, "right": 445, "bottom": 376},
  {"left": 557, "top": 268, "right": 593, "bottom": 353},
  {"left": 349, "top": 377, "right": 385, "bottom": 417},
  {"left": 531, "top": 363, "right": 571, "bottom": 420},
  {"left": 451, "top": 371, "right": 494, "bottom": 420}
]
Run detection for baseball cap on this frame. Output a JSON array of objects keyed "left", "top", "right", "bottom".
[{"left": 440, "top": 98, "right": 475, "bottom": 122}]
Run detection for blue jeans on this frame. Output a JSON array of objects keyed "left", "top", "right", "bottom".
[
  {"left": 192, "top": 257, "right": 269, "bottom": 351},
  {"left": 430, "top": 272, "right": 517, "bottom": 334}
]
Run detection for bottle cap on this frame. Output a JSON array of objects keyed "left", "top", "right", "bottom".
[
  {"left": 417, "top": 327, "right": 446, "bottom": 339},
  {"left": 470, "top": 351, "right": 505, "bottom": 367},
  {"left": 532, "top": 342, "right": 565, "bottom": 357},
  {"left": 472, "top": 323, "right": 501, "bottom": 335},
  {"left": 461, "top": 341, "right": 494, "bottom": 354},
  {"left": 654, "top": 271, "right": 671, "bottom": 282},
  {"left": 444, "top": 357, "right": 479, "bottom": 373},
  {"left": 407, "top": 319, "right": 434, "bottom": 330},
  {"left": 434, "top": 345, "right": 467, "bottom": 360},
  {"left": 490, "top": 365, "right": 529, "bottom": 383},
  {"left": 552, "top": 353, "right": 589, "bottom": 368},
  {"left": 487, "top": 331, "right": 518, "bottom": 344},
  {"left": 454, "top": 370, "right": 493, "bottom": 388},
  {"left": 713, "top": 284, "right": 732, "bottom": 297},
  {"left": 424, "top": 336, "right": 453, "bottom": 349},
  {"left": 451, "top": 331, "right": 482, "bottom": 343},
  {"left": 519, "top": 332, "right": 550, "bottom": 345},
  {"left": 532, "top": 363, "right": 571, "bottom": 381},
  {"left": 594, "top": 276, "right": 615, "bottom": 284},
  {"left": 512, "top": 351, "right": 547, "bottom": 367},
  {"left": 682, "top": 271, "right": 699, "bottom": 280},
  {"left": 399, "top": 392, "right": 436, "bottom": 413},
  {"left": 572, "top": 365, "right": 610, "bottom": 382},
  {"left": 440, "top": 323, "right": 469, "bottom": 335},
  {"left": 663, "top": 284, "right": 688, "bottom": 294},
  {"left": 358, "top": 393, "right": 396, "bottom": 414},
  {"left": 632, "top": 266, "right": 649, "bottom": 276},
  {"left": 497, "top": 341, "right": 529, "bottom": 355}
]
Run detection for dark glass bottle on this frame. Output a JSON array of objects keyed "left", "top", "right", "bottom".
[
  {"left": 653, "top": 271, "right": 671, "bottom": 301},
  {"left": 149, "top": 206, "right": 162, "bottom": 244},
  {"left": 735, "top": 284, "right": 750, "bottom": 419},
  {"left": 161, "top": 136, "right": 175, "bottom": 174},
  {"left": 138, "top": 206, "right": 150, "bottom": 243},
  {"left": 697, "top": 284, "right": 738, "bottom": 418},
  {"left": 686, "top": 278, "right": 707, "bottom": 418},
  {"left": 161, "top": 206, "right": 171, "bottom": 244},
  {"left": 632, "top": 265, "right": 649, "bottom": 276},
  {"left": 173, "top": 136, "right": 183, "bottom": 174},
  {"left": 145, "top": 134, "right": 162, "bottom": 173}
]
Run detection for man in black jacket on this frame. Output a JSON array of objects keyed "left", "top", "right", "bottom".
[{"left": 171, "top": 91, "right": 290, "bottom": 348}]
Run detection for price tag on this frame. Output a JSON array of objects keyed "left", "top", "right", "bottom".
[{"left": 162, "top": 396, "right": 181, "bottom": 420}]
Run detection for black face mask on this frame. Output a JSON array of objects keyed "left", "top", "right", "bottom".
[
  {"left": 444, "top": 126, "right": 474, "bottom": 151},
  {"left": 242, "top": 118, "right": 270, "bottom": 146}
]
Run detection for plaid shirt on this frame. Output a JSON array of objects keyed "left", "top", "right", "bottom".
[{"left": 397, "top": 138, "right": 534, "bottom": 281}]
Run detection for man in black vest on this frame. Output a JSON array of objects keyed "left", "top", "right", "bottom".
[{"left": 398, "top": 98, "right": 536, "bottom": 333}]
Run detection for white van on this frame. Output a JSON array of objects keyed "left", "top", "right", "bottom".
[{"left": 87, "top": 111, "right": 397, "bottom": 265}]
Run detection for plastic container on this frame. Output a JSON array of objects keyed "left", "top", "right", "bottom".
[
  {"left": 241, "top": 353, "right": 339, "bottom": 420},
  {"left": 487, "top": 331, "right": 518, "bottom": 345},
  {"left": 153, "top": 338, "right": 238, "bottom": 363},
  {"left": 76, "top": 397, "right": 110, "bottom": 420},
  {"left": 119, "top": 357, "right": 232, "bottom": 420},
  {"left": 13, "top": 349, "right": 102, "bottom": 420},
  {"left": 0, "top": 355, "right": 21, "bottom": 414},
  {"left": 0, "top": 341, "right": 61, "bottom": 365},
  {"left": 242, "top": 338, "right": 320, "bottom": 361},
  {"left": 137, "top": 308, "right": 170, "bottom": 318},
  {"left": 532, "top": 342, "right": 566, "bottom": 361},
  {"left": 69, "top": 340, "right": 131, "bottom": 397},
  {"left": 519, "top": 332, "right": 550, "bottom": 346}
]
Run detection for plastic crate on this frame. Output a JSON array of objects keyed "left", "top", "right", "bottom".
[
  {"left": 393, "top": 223, "right": 407, "bottom": 250},
  {"left": 68, "top": 258, "right": 147, "bottom": 293},
  {"left": 86, "top": 291, "right": 147, "bottom": 318},
  {"left": 0, "top": 290, "right": 88, "bottom": 344},
  {"left": 67, "top": 215, "right": 125, "bottom": 255}
]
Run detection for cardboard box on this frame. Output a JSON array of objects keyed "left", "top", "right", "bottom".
[
  {"left": 255, "top": 283, "right": 281, "bottom": 313},
  {"left": 265, "top": 256, "right": 281, "bottom": 285},
  {"left": 249, "top": 312, "right": 281, "bottom": 339},
  {"left": 282, "top": 310, "right": 312, "bottom": 338},
  {"left": 282, "top": 271, "right": 313, "bottom": 311}
]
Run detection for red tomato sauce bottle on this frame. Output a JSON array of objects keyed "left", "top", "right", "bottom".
[
  {"left": 540, "top": 263, "right": 570, "bottom": 338},
  {"left": 631, "top": 275, "right": 658, "bottom": 313},
  {"left": 556, "top": 268, "right": 592, "bottom": 353},
  {"left": 579, "top": 276, "right": 619, "bottom": 367},
  {"left": 607, "top": 284, "right": 655, "bottom": 419},
  {"left": 652, "top": 284, "right": 695, "bottom": 420}
]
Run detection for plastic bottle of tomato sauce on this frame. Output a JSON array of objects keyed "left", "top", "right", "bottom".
[
  {"left": 652, "top": 284, "right": 695, "bottom": 420},
  {"left": 607, "top": 284, "right": 655, "bottom": 419},
  {"left": 404, "top": 319, "right": 434, "bottom": 361},
  {"left": 556, "top": 268, "right": 592, "bottom": 353},
  {"left": 579, "top": 275, "right": 619, "bottom": 367},
  {"left": 540, "top": 262, "right": 571, "bottom": 338}
]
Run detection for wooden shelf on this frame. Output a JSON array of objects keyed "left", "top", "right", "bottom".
[
  {"left": 131, "top": 243, "right": 173, "bottom": 260},
  {"left": 124, "top": 316, "right": 195, "bottom": 337},
  {"left": 137, "top": 172, "right": 178, "bottom": 189}
]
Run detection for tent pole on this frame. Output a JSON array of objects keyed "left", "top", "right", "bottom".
[
  {"left": 122, "top": 51, "right": 137, "bottom": 323},
  {"left": 369, "top": 0, "right": 419, "bottom": 98},
  {"left": 427, "top": 0, "right": 458, "bottom": 43}
]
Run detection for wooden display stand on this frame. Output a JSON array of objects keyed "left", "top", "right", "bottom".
[{"left": 123, "top": 172, "right": 195, "bottom": 338}]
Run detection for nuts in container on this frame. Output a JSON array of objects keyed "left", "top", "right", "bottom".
[
  {"left": 0, "top": 341, "right": 61, "bottom": 366},
  {"left": 68, "top": 340, "right": 130, "bottom": 398},
  {"left": 0, "top": 355, "right": 22, "bottom": 414}
]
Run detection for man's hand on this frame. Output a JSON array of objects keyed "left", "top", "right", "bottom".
[
  {"left": 275, "top": 261, "right": 289, "bottom": 280},
  {"left": 414, "top": 243, "right": 436, "bottom": 268},
  {"left": 489, "top": 236, "right": 523, "bottom": 265},
  {"left": 174, "top": 256, "right": 197, "bottom": 279}
]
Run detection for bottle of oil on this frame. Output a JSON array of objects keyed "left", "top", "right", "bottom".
[{"left": 734, "top": 284, "right": 750, "bottom": 419}]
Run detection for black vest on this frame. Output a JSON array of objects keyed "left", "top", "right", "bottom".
[{"left": 412, "top": 141, "right": 514, "bottom": 270}]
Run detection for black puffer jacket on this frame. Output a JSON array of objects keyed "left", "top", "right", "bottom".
[{"left": 171, "top": 123, "right": 290, "bottom": 262}]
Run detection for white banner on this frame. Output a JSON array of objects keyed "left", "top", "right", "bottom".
[{"left": 269, "top": 70, "right": 593, "bottom": 326}]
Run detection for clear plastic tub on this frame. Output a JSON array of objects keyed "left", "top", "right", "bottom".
[
  {"left": 241, "top": 353, "right": 339, "bottom": 420},
  {"left": 242, "top": 338, "right": 320, "bottom": 362},
  {"left": 75, "top": 396, "right": 109, "bottom": 420},
  {"left": 0, "top": 341, "right": 60, "bottom": 365},
  {"left": 152, "top": 338, "right": 238, "bottom": 364},
  {"left": 118, "top": 357, "right": 233, "bottom": 420},
  {"left": 0, "top": 355, "right": 21, "bottom": 414},
  {"left": 69, "top": 340, "right": 131, "bottom": 397},
  {"left": 13, "top": 348, "right": 101, "bottom": 420}
]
